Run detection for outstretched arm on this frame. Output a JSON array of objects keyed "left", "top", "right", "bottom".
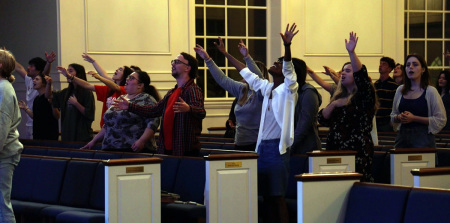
[
  {"left": 43, "top": 51, "right": 56, "bottom": 75},
  {"left": 307, "top": 66, "right": 334, "bottom": 93},
  {"left": 215, "top": 37, "right": 246, "bottom": 72},
  {"left": 345, "top": 32, "right": 362, "bottom": 72},
  {"left": 14, "top": 61, "right": 27, "bottom": 79},
  {"left": 82, "top": 53, "right": 112, "bottom": 81}
]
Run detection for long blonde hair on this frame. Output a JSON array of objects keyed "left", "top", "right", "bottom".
[
  {"left": 330, "top": 63, "right": 379, "bottom": 112},
  {"left": 0, "top": 49, "right": 16, "bottom": 83}
]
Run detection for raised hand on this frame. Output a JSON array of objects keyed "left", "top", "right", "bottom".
[
  {"left": 87, "top": 71, "right": 100, "bottom": 79},
  {"left": 56, "top": 66, "right": 70, "bottom": 78},
  {"left": 280, "top": 23, "right": 299, "bottom": 45},
  {"left": 45, "top": 51, "right": 56, "bottom": 63},
  {"left": 306, "top": 66, "right": 315, "bottom": 75},
  {"left": 238, "top": 39, "right": 249, "bottom": 57},
  {"left": 174, "top": 97, "right": 190, "bottom": 113},
  {"left": 112, "top": 95, "right": 130, "bottom": 111},
  {"left": 214, "top": 37, "right": 226, "bottom": 54},
  {"left": 82, "top": 53, "right": 95, "bottom": 63},
  {"left": 345, "top": 32, "right": 358, "bottom": 53},
  {"left": 193, "top": 44, "right": 210, "bottom": 60},
  {"left": 44, "top": 75, "right": 53, "bottom": 84}
]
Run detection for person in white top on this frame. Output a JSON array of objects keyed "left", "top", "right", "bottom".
[
  {"left": 222, "top": 23, "right": 299, "bottom": 223},
  {"left": 14, "top": 52, "right": 56, "bottom": 139}
]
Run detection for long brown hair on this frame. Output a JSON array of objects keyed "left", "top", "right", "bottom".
[
  {"left": 402, "top": 54, "right": 430, "bottom": 95},
  {"left": 0, "top": 49, "right": 16, "bottom": 83}
]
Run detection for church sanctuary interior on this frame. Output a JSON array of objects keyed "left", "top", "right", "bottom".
[{"left": 1, "top": 0, "right": 450, "bottom": 223}]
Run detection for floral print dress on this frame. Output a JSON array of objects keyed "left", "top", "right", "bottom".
[{"left": 318, "top": 65, "right": 376, "bottom": 182}]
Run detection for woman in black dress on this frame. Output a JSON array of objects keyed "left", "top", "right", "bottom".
[{"left": 318, "top": 32, "right": 377, "bottom": 182}]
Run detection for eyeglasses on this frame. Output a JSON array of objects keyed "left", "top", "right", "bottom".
[
  {"left": 171, "top": 59, "right": 190, "bottom": 66},
  {"left": 277, "top": 57, "right": 284, "bottom": 63},
  {"left": 127, "top": 75, "right": 141, "bottom": 83}
]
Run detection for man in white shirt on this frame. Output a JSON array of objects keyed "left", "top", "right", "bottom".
[{"left": 14, "top": 52, "right": 55, "bottom": 139}]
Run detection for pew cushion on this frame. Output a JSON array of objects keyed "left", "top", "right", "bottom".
[
  {"left": 11, "top": 200, "right": 52, "bottom": 216},
  {"left": 56, "top": 210, "right": 104, "bottom": 223},
  {"left": 344, "top": 183, "right": 410, "bottom": 223},
  {"left": 403, "top": 188, "right": 450, "bottom": 223},
  {"left": 32, "top": 158, "right": 68, "bottom": 204},
  {"left": 11, "top": 157, "right": 39, "bottom": 201}
]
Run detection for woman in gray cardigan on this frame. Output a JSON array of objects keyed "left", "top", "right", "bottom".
[{"left": 194, "top": 38, "right": 267, "bottom": 151}]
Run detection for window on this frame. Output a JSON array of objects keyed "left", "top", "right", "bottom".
[
  {"left": 195, "top": 0, "right": 267, "bottom": 99},
  {"left": 404, "top": 0, "right": 449, "bottom": 84}
]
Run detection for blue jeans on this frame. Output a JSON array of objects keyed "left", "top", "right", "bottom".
[
  {"left": 0, "top": 154, "right": 20, "bottom": 223},
  {"left": 257, "top": 139, "right": 290, "bottom": 197},
  {"left": 395, "top": 125, "right": 436, "bottom": 148}
]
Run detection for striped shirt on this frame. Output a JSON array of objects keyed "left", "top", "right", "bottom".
[
  {"left": 374, "top": 77, "right": 399, "bottom": 126},
  {"left": 128, "top": 79, "right": 206, "bottom": 156}
]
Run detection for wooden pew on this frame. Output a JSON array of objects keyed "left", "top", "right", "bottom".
[
  {"left": 204, "top": 153, "right": 259, "bottom": 223},
  {"left": 390, "top": 148, "right": 436, "bottom": 186},
  {"left": 411, "top": 167, "right": 450, "bottom": 189},
  {"left": 307, "top": 150, "right": 357, "bottom": 173}
]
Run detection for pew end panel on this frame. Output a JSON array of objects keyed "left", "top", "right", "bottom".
[
  {"left": 411, "top": 167, "right": 450, "bottom": 189},
  {"left": 390, "top": 148, "right": 436, "bottom": 186},
  {"left": 296, "top": 173, "right": 362, "bottom": 223},
  {"left": 204, "top": 153, "right": 259, "bottom": 223},
  {"left": 104, "top": 158, "right": 162, "bottom": 223},
  {"left": 307, "top": 150, "right": 357, "bottom": 173}
]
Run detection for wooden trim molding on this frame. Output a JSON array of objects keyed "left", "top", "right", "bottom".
[
  {"left": 204, "top": 153, "right": 259, "bottom": 161},
  {"left": 104, "top": 158, "right": 163, "bottom": 166},
  {"left": 390, "top": 148, "right": 437, "bottom": 154},
  {"left": 307, "top": 150, "right": 357, "bottom": 157},
  {"left": 295, "top": 172, "right": 362, "bottom": 182},
  {"left": 411, "top": 167, "right": 450, "bottom": 176}
]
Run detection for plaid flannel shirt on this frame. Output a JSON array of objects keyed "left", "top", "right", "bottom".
[{"left": 128, "top": 79, "right": 206, "bottom": 156}]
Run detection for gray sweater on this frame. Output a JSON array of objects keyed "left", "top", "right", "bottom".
[
  {"left": 0, "top": 79, "right": 23, "bottom": 159},
  {"left": 206, "top": 57, "right": 264, "bottom": 146}
]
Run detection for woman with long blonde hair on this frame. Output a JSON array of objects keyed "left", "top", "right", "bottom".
[{"left": 318, "top": 32, "right": 377, "bottom": 182}]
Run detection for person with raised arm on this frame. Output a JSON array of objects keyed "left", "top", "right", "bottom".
[
  {"left": 47, "top": 64, "right": 95, "bottom": 142},
  {"left": 194, "top": 38, "right": 266, "bottom": 151},
  {"left": 318, "top": 32, "right": 377, "bottom": 182},
  {"left": 14, "top": 51, "right": 55, "bottom": 138},
  {"left": 306, "top": 65, "right": 341, "bottom": 96},
  {"left": 81, "top": 71, "right": 160, "bottom": 152},
  {"left": 235, "top": 23, "right": 299, "bottom": 223},
  {"left": 18, "top": 73, "right": 59, "bottom": 140},
  {"left": 112, "top": 52, "right": 205, "bottom": 156},
  {"left": 391, "top": 54, "right": 446, "bottom": 148},
  {"left": 0, "top": 49, "right": 23, "bottom": 222},
  {"left": 79, "top": 53, "right": 136, "bottom": 127}
]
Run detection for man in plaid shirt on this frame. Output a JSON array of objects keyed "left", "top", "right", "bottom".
[{"left": 113, "top": 52, "right": 206, "bottom": 156}]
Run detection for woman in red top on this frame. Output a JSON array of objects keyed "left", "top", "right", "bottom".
[{"left": 70, "top": 53, "right": 134, "bottom": 127}]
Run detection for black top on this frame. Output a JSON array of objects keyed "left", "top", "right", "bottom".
[{"left": 33, "top": 94, "right": 59, "bottom": 140}]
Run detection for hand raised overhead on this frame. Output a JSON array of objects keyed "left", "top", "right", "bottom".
[
  {"left": 280, "top": 23, "right": 299, "bottom": 45},
  {"left": 214, "top": 37, "right": 226, "bottom": 54},
  {"left": 82, "top": 53, "right": 95, "bottom": 63},
  {"left": 238, "top": 39, "right": 249, "bottom": 57},
  {"left": 345, "top": 32, "right": 358, "bottom": 53},
  {"left": 45, "top": 51, "right": 56, "bottom": 63},
  {"left": 193, "top": 44, "right": 210, "bottom": 60}
]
